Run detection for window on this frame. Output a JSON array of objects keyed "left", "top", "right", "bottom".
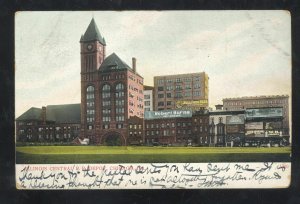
[
  {"left": 219, "top": 117, "right": 223, "bottom": 123},
  {"left": 158, "top": 87, "right": 164, "bottom": 91},
  {"left": 102, "top": 117, "right": 111, "bottom": 122},
  {"left": 193, "top": 91, "right": 201, "bottom": 96},
  {"left": 175, "top": 85, "right": 182, "bottom": 90},
  {"left": 167, "top": 101, "right": 172, "bottom": 106},
  {"left": 102, "top": 124, "right": 109, "bottom": 129},
  {"left": 184, "top": 92, "right": 191, "bottom": 97},
  {"left": 116, "top": 116, "right": 124, "bottom": 122},
  {"left": 158, "top": 102, "right": 164, "bottom": 106},
  {"left": 185, "top": 84, "right": 191, "bottom": 89},
  {"left": 144, "top": 101, "right": 150, "bottom": 106},
  {"left": 115, "top": 83, "right": 125, "bottom": 98},
  {"left": 158, "top": 79, "right": 164, "bottom": 85},
  {"left": 175, "top": 78, "right": 181, "bottom": 82},
  {"left": 194, "top": 76, "right": 200, "bottom": 81},
  {"left": 167, "top": 93, "right": 172, "bottom": 98},
  {"left": 158, "top": 94, "right": 164, "bottom": 98},
  {"left": 194, "top": 83, "right": 201, "bottom": 89},
  {"left": 144, "top": 94, "right": 151, "bottom": 99},
  {"left": 86, "top": 85, "right": 95, "bottom": 123},
  {"left": 102, "top": 84, "right": 110, "bottom": 91},
  {"left": 175, "top": 92, "right": 182, "bottom": 98},
  {"left": 166, "top": 86, "right": 173, "bottom": 91},
  {"left": 116, "top": 124, "right": 123, "bottom": 129}
]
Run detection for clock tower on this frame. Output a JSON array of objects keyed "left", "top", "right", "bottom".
[{"left": 79, "top": 18, "right": 106, "bottom": 140}]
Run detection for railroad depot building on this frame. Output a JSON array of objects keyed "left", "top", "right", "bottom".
[
  {"left": 16, "top": 104, "right": 81, "bottom": 142},
  {"left": 79, "top": 19, "right": 144, "bottom": 145}
]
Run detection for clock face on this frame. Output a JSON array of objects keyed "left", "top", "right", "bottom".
[{"left": 87, "top": 44, "right": 93, "bottom": 51}]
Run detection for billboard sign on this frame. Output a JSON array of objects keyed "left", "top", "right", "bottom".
[
  {"left": 245, "top": 130, "right": 264, "bottom": 137},
  {"left": 265, "top": 122, "right": 282, "bottom": 130},
  {"left": 176, "top": 99, "right": 208, "bottom": 109},
  {"left": 245, "top": 107, "right": 283, "bottom": 119},
  {"left": 226, "top": 115, "right": 244, "bottom": 125},
  {"left": 245, "top": 122, "right": 263, "bottom": 130},
  {"left": 144, "top": 110, "right": 192, "bottom": 120},
  {"left": 226, "top": 124, "right": 245, "bottom": 134}
]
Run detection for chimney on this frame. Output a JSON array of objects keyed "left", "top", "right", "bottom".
[
  {"left": 42, "top": 106, "right": 46, "bottom": 125},
  {"left": 132, "top": 57, "right": 136, "bottom": 73}
]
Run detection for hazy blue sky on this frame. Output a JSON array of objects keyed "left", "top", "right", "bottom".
[{"left": 15, "top": 11, "right": 291, "bottom": 117}]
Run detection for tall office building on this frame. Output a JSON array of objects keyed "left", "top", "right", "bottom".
[{"left": 153, "top": 72, "right": 209, "bottom": 111}]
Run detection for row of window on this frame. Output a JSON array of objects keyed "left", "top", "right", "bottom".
[
  {"left": 225, "top": 99, "right": 287, "bottom": 106},
  {"left": 158, "top": 84, "right": 201, "bottom": 92},
  {"left": 146, "top": 129, "right": 192, "bottom": 136},
  {"left": 157, "top": 76, "right": 201, "bottom": 85},
  {"left": 146, "top": 122, "right": 192, "bottom": 129},
  {"left": 157, "top": 101, "right": 173, "bottom": 106},
  {"left": 102, "top": 74, "right": 125, "bottom": 81}
]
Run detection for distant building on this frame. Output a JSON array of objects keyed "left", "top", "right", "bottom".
[
  {"left": 192, "top": 110, "right": 210, "bottom": 146},
  {"left": 209, "top": 109, "right": 245, "bottom": 146},
  {"left": 244, "top": 107, "right": 289, "bottom": 146},
  {"left": 223, "top": 95, "right": 289, "bottom": 136},
  {"left": 16, "top": 104, "right": 81, "bottom": 142},
  {"left": 143, "top": 85, "right": 154, "bottom": 112},
  {"left": 153, "top": 72, "right": 209, "bottom": 111}
]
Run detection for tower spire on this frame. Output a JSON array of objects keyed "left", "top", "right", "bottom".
[{"left": 80, "top": 18, "right": 106, "bottom": 45}]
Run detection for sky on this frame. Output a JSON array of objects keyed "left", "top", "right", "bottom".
[{"left": 15, "top": 11, "right": 291, "bottom": 118}]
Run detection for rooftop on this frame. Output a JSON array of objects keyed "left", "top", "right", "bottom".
[
  {"left": 16, "top": 103, "right": 81, "bottom": 124},
  {"left": 223, "top": 95, "right": 289, "bottom": 101}
]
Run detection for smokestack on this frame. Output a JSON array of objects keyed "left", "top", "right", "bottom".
[
  {"left": 132, "top": 57, "right": 136, "bottom": 73},
  {"left": 42, "top": 106, "right": 46, "bottom": 125}
]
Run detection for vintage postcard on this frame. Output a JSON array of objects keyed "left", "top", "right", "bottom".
[{"left": 15, "top": 11, "right": 291, "bottom": 189}]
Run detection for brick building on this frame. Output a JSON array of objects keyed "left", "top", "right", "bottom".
[
  {"left": 80, "top": 18, "right": 144, "bottom": 145},
  {"left": 143, "top": 109, "right": 210, "bottom": 146},
  {"left": 153, "top": 72, "right": 209, "bottom": 111},
  {"left": 223, "top": 95, "right": 289, "bottom": 136},
  {"left": 16, "top": 104, "right": 80, "bottom": 143}
]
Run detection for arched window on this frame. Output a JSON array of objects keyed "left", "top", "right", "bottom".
[
  {"left": 102, "top": 84, "right": 111, "bottom": 98},
  {"left": 116, "top": 83, "right": 124, "bottom": 91},
  {"left": 86, "top": 85, "right": 95, "bottom": 124}
]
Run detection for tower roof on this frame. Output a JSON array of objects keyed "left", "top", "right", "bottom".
[
  {"left": 99, "top": 53, "right": 131, "bottom": 72},
  {"left": 80, "top": 18, "right": 106, "bottom": 45}
]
